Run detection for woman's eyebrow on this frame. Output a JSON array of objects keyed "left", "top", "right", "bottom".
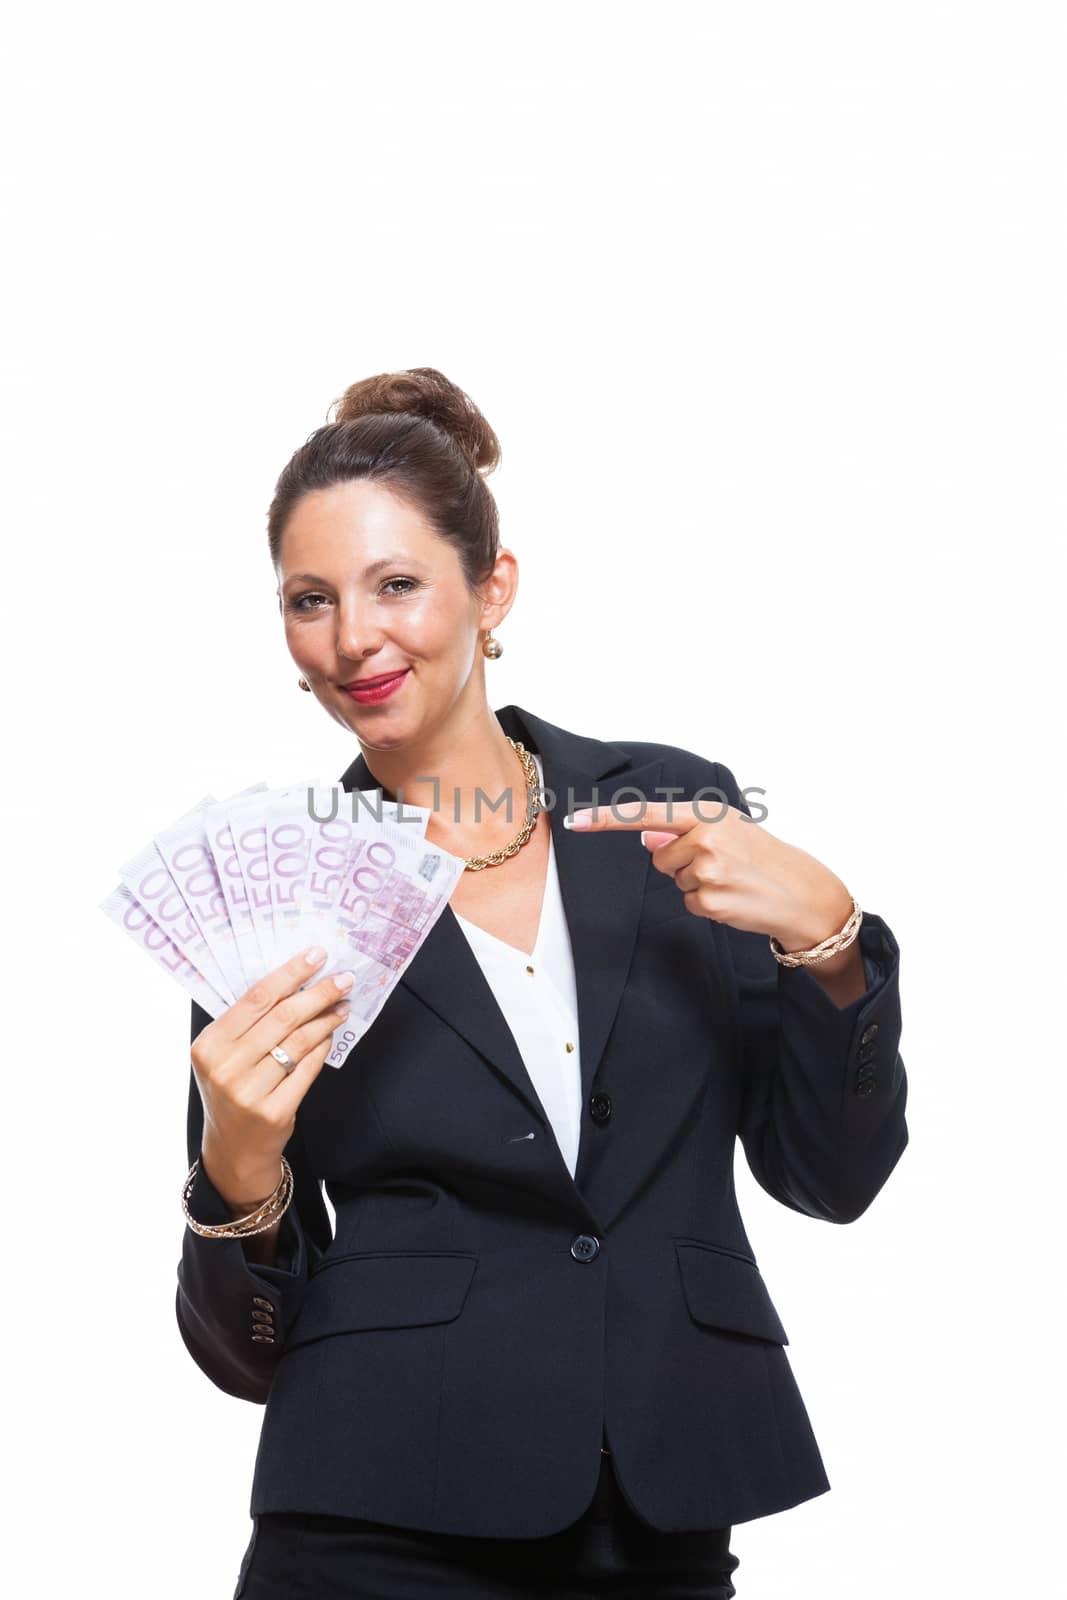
[{"left": 282, "top": 558, "right": 422, "bottom": 588}]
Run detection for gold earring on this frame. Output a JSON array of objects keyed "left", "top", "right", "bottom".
[
  {"left": 297, "top": 677, "right": 311, "bottom": 691},
  {"left": 482, "top": 632, "right": 503, "bottom": 659}
]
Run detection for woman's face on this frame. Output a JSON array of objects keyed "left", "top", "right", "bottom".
[{"left": 276, "top": 478, "right": 513, "bottom": 749}]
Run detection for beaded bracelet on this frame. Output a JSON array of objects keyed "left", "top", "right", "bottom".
[{"left": 182, "top": 1156, "right": 294, "bottom": 1239}]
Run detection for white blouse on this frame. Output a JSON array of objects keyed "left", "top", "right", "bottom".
[{"left": 453, "top": 754, "right": 583, "bottom": 1178}]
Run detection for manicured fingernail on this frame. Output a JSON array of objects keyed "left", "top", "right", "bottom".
[
  {"left": 564, "top": 809, "right": 593, "bottom": 829},
  {"left": 334, "top": 1003, "right": 351, "bottom": 1019},
  {"left": 305, "top": 945, "right": 327, "bottom": 964},
  {"left": 334, "top": 971, "right": 354, "bottom": 991}
]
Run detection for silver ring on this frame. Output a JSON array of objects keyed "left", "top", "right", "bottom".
[{"left": 269, "top": 1045, "right": 296, "bottom": 1073}]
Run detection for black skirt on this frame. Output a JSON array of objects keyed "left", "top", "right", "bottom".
[{"left": 234, "top": 1449, "right": 740, "bottom": 1599}]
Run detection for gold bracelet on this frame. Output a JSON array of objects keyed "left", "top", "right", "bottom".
[
  {"left": 769, "top": 895, "right": 863, "bottom": 968},
  {"left": 182, "top": 1157, "right": 294, "bottom": 1239}
]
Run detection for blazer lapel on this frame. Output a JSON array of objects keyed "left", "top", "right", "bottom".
[{"left": 337, "top": 705, "right": 663, "bottom": 1140}]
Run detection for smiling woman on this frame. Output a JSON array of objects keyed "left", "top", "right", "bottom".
[
  {"left": 176, "top": 366, "right": 908, "bottom": 1600},
  {"left": 266, "top": 373, "right": 520, "bottom": 806}
]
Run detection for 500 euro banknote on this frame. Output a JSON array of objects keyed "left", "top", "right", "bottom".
[
  {"left": 103, "top": 782, "right": 274, "bottom": 1010},
  {"left": 320, "top": 822, "right": 465, "bottom": 1068},
  {"left": 100, "top": 780, "right": 460, "bottom": 1069}
]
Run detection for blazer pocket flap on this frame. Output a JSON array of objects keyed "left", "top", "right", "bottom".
[
  {"left": 675, "top": 1241, "right": 789, "bottom": 1344},
  {"left": 288, "top": 1251, "right": 477, "bottom": 1348}
]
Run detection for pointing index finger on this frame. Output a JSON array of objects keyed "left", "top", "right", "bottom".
[{"left": 562, "top": 801, "right": 704, "bottom": 833}]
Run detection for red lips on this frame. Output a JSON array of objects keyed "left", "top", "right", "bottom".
[{"left": 342, "top": 669, "right": 409, "bottom": 689}]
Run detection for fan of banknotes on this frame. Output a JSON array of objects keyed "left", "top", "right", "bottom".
[{"left": 99, "top": 779, "right": 466, "bottom": 1071}]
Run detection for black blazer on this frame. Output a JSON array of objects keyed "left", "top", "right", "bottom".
[{"left": 177, "top": 702, "right": 908, "bottom": 1536}]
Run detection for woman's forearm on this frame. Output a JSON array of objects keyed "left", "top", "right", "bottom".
[
  {"left": 201, "top": 1132, "right": 286, "bottom": 1267},
  {"left": 802, "top": 940, "right": 868, "bottom": 1008}
]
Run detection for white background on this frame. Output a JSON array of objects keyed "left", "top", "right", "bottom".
[{"left": 5, "top": 3, "right": 1063, "bottom": 1595}]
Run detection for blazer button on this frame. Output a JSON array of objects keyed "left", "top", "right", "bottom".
[
  {"left": 589, "top": 1092, "right": 612, "bottom": 1124},
  {"left": 857, "top": 1041, "right": 878, "bottom": 1065},
  {"left": 252, "top": 1296, "right": 273, "bottom": 1310},
  {"left": 252, "top": 1309, "right": 274, "bottom": 1324},
  {"left": 855, "top": 1077, "right": 877, "bottom": 1097},
  {"left": 860, "top": 1023, "right": 879, "bottom": 1045},
  {"left": 571, "top": 1234, "right": 600, "bottom": 1262}
]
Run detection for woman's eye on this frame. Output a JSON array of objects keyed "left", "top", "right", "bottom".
[{"left": 288, "top": 579, "right": 418, "bottom": 612}]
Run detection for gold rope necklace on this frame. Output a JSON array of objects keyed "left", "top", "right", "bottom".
[{"left": 462, "top": 738, "right": 544, "bottom": 871}]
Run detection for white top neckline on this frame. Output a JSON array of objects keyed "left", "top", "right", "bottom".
[{"left": 451, "top": 754, "right": 583, "bottom": 1178}]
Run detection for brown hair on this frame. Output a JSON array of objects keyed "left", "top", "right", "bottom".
[{"left": 267, "top": 367, "right": 502, "bottom": 594}]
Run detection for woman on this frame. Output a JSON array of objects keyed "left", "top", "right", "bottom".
[{"left": 178, "top": 368, "right": 909, "bottom": 1599}]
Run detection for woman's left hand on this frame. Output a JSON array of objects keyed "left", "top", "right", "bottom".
[{"left": 563, "top": 798, "right": 852, "bottom": 953}]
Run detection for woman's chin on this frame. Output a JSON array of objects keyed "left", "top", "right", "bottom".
[{"left": 343, "top": 703, "right": 422, "bottom": 749}]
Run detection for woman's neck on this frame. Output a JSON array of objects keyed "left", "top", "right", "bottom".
[{"left": 358, "top": 704, "right": 529, "bottom": 835}]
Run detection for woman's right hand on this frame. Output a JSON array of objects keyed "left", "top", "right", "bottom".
[{"left": 190, "top": 945, "right": 353, "bottom": 1211}]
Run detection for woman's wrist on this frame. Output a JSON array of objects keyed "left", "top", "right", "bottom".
[
  {"left": 201, "top": 1137, "right": 284, "bottom": 1215},
  {"left": 770, "top": 880, "right": 854, "bottom": 955}
]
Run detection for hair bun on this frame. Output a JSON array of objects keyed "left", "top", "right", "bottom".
[{"left": 329, "top": 367, "right": 500, "bottom": 474}]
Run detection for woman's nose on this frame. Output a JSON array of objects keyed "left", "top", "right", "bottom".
[{"left": 335, "top": 604, "right": 385, "bottom": 660}]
